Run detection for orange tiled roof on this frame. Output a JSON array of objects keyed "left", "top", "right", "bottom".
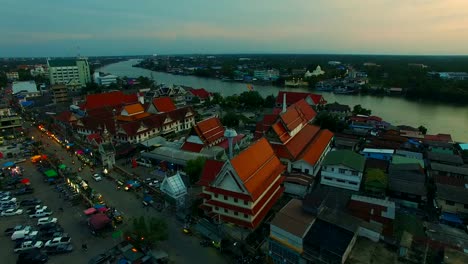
[
  {"left": 230, "top": 138, "right": 285, "bottom": 200},
  {"left": 123, "top": 103, "right": 145, "bottom": 115},
  {"left": 284, "top": 124, "right": 321, "bottom": 159},
  {"left": 153, "top": 97, "right": 177, "bottom": 112},
  {"left": 299, "top": 129, "right": 334, "bottom": 165},
  {"left": 275, "top": 99, "right": 316, "bottom": 138},
  {"left": 116, "top": 112, "right": 151, "bottom": 122},
  {"left": 195, "top": 117, "right": 225, "bottom": 144}
]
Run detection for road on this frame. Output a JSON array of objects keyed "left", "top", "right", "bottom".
[{"left": 30, "top": 126, "right": 227, "bottom": 264}]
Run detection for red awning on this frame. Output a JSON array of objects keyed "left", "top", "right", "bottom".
[
  {"left": 88, "top": 213, "right": 111, "bottom": 230},
  {"left": 84, "top": 207, "right": 97, "bottom": 215}
]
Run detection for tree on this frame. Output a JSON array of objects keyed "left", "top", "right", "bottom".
[
  {"left": 313, "top": 112, "right": 346, "bottom": 132},
  {"left": 222, "top": 112, "right": 240, "bottom": 128},
  {"left": 418, "top": 125, "right": 428, "bottom": 135},
  {"left": 352, "top": 104, "right": 372, "bottom": 116},
  {"left": 185, "top": 157, "right": 206, "bottom": 184},
  {"left": 239, "top": 91, "right": 264, "bottom": 109},
  {"left": 125, "top": 216, "right": 168, "bottom": 249},
  {"left": 191, "top": 96, "right": 201, "bottom": 104},
  {"left": 264, "top": 94, "right": 276, "bottom": 108}
]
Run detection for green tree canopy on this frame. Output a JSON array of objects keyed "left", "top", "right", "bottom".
[
  {"left": 185, "top": 157, "right": 206, "bottom": 184},
  {"left": 222, "top": 112, "right": 240, "bottom": 128},
  {"left": 264, "top": 94, "right": 276, "bottom": 108},
  {"left": 125, "top": 216, "right": 168, "bottom": 249},
  {"left": 239, "top": 91, "right": 264, "bottom": 109},
  {"left": 352, "top": 104, "right": 372, "bottom": 116},
  {"left": 313, "top": 112, "right": 347, "bottom": 132},
  {"left": 418, "top": 125, "right": 428, "bottom": 135}
]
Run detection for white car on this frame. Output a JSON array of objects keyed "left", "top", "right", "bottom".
[
  {"left": 35, "top": 205, "right": 48, "bottom": 211},
  {"left": 0, "top": 196, "right": 16, "bottom": 203},
  {"left": 92, "top": 173, "right": 102, "bottom": 181},
  {"left": 45, "top": 236, "right": 71, "bottom": 247},
  {"left": 14, "top": 240, "right": 43, "bottom": 253},
  {"left": 29, "top": 211, "right": 53, "bottom": 218},
  {"left": 37, "top": 217, "right": 58, "bottom": 226},
  {"left": 1, "top": 208, "right": 23, "bottom": 216}
]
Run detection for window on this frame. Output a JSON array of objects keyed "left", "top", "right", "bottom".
[
  {"left": 224, "top": 195, "right": 228, "bottom": 200},
  {"left": 224, "top": 209, "right": 228, "bottom": 213},
  {"left": 244, "top": 214, "right": 248, "bottom": 218},
  {"left": 339, "top": 169, "right": 346, "bottom": 174},
  {"left": 244, "top": 200, "right": 248, "bottom": 205},
  {"left": 324, "top": 177, "right": 333, "bottom": 181},
  {"left": 215, "top": 207, "right": 219, "bottom": 211},
  {"left": 446, "top": 200, "right": 455, "bottom": 206},
  {"left": 234, "top": 212, "right": 238, "bottom": 216},
  {"left": 352, "top": 171, "right": 358, "bottom": 176},
  {"left": 349, "top": 181, "right": 358, "bottom": 185},
  {"left": 337, "top": 179, "right": 345, "bottom": 183},
  {"left": 214, "top": 194, "right": 218, "bottom": 198},
  {"left": 234, "top": 198, "right": 238, "bottom": 203}
]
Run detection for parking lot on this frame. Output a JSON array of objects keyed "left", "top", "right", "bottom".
[{"left": 0, "top": 158, "right": 119, "bottom": 264}]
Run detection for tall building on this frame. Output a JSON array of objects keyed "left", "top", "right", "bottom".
[
  {"left": 51, "top": 85, "right": 69, "bottom": 104},
  {"left": 47, "top": 57, "right": 91, "bottom": 88}
]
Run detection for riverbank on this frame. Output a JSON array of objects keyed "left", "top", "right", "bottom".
[{"left": 99, "top": 59, "right": 468, "bottom": 142}]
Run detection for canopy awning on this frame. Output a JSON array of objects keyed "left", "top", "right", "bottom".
[
  {"left": 3, "top": 161, "right": 15, "bottom": 167},
  {"left": 58, "top": 164, "right": 67, "bottom": 170},
  {"left": 44, "top": 169, "right": 58, "bottom": 177},
  {"left": 84, "top": 208, "right": 97, "bottom": 215}
]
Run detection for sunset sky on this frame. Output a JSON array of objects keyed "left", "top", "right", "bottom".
[{"left": 1, "top": 0, "right": 468, "bottom": 57}]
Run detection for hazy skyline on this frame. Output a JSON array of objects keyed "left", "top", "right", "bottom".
[{"left": 1, "top": 0, "right": 468, "bottom": 57}]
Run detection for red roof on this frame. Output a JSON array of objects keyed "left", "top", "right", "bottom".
[
  {"left": 216, "top": 134, "right": 245, "bottom": 150},
  {"left": 424, "top": 134, "right": 453, "bottom": 143},
  {"left": 283, "top": 124, "right": 321, "bottom": 159},
  {"left": 152, "top": 97, "right": 176, "bottom": 112},
  {"left": 198, "top": 160, "right": 225, "bottom": 186},
  {"left": 181, "top": 142, "right": 204, "bottom": 153},
  {"left": 194, "top": 117, "right": 225, "bottom": 145},
  {"left": 54, "top": 111, "right": 74, "bottom": 123},
  {"left": 83, "top": 91, "right": 138, "bottom": 110},
  {"left": 86, "top": 133, "right": 102, "bottom": 144},
  {"left": 254, "top": 114, "right": 279, "bottom": 139},
  {"left": 275, "top": 91, "right": 326, "bottom": 106},
  {"left": 230, "top": 138, "right": 285, "bottom": 200},
  {"left": 189, "top": 88, "right": 211, "bottom": 99}
]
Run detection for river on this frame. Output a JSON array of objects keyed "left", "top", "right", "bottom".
[{"left": 99, "top": 59, "right": 468, "bottom": 142}]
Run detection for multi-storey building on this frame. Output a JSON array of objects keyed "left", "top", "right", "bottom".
[
  {"left": 47, "top": 57, "right": 91, "bottom": 88},
  {"left": 51, "top": 85, "right": 69, "bottom": 104},
  {"left": 198, "top": 138, "right": 286, "bottom": 229},
  {"left": 320, "top": 150, "right": 366, "bottom": 191}
]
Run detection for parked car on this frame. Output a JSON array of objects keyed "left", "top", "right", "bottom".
[
  {"left": 0, "top": 196, "right": 17, "bottom": 203},
  {"left": 20, "top": 198, "right": 41, "bottom": 206},
  {"left": 1, "top": 208, "right": 23, "bottom": 216},
  {"left": 37, "top": 217, "right": 58, "bottom": 226},
  {"left": 92, "top": 173, "right": 102, "bottom": 181},
  {"left": 4, "top": 225, "right": 25, "bottom": 236},
  {"left": 0, "top": 191, "right": 11, "bottom": 197},
  {"left": 14, "top": 240, "right": 44, "bottom": 253},
  {"left": 34, "top": 205, "right": 48, "bottom": 211},
  {"left": 45, "top": 236, "right": 71, "bottom": 247},
  {"left": 45, "top": 244, "right": 73, "bottom": 255},
  {"left": 10, "top": 227, "right": 35, "bottom": 241},
  {"left": 17, "top": 249, "right": 48, "bottom": 264},
  {"left": 29, "top": 211, "right": 53, "bottom": 218},
  {"left": 15, "top": 187, "right": 34, "bottom": 195}
]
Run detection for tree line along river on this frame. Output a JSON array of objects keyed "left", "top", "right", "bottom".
[{"left": 99, "top": 59, "right": 468, "bottom": 142}]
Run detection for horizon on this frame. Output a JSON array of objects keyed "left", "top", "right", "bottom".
[{"left": 2, "top": 1, "right": 468, "bottom": 57}]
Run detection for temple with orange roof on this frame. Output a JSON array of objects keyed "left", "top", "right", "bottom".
[{"left": 198, "top": 138, "right": 286, "bottom": 229}]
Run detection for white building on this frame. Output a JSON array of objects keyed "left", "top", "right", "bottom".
[
  {"left": 254, "top": 69, "right": 280, "bottom": 81},
  {"left": 12, "top": 81, "right": 40, "bottom": 98},
  {"left": 93, "top": 72, "right": 118, "bottom": 86},
  {"left": 304, "top": 65, "right": 325, "bottom": 78},
  {"left": 47, "top": 57, "right": 91, "bottom": 88},
  {"left": 320, "top": 150, "right": 366, "bottom": 191}
]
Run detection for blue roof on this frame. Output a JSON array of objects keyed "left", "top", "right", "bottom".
[
  {"left": 460, "top": 143, "right": 468, "bottom": 151},
  {"left": 440, "top": 212, "right": 463, "bottom": 224},
  {"left": 20, "top": 101, "right": 34, "bottom": 107}
]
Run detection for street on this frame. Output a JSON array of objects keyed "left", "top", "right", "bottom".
[{"left": 29, "top": 126, "right": 228, "bottom": 264}]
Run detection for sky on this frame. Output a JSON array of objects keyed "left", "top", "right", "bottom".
[{"left": 1, "top": 0, "right": 468, "bottom": 57}]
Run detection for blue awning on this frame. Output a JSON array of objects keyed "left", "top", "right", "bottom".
[{"left": 20, "top": 101, "right": 34, "bottom": 107}]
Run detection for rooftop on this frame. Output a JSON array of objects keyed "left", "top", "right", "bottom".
[
  {"left": 436, "top": 183, "right": 468, "bottom": 204},
  {"left": 322, "top": 150, "right": 366, "bottom": 172},
  {"left": 270, "top": 199, "right": 316, "bottom": 238},
  {"left": 431, "top": 162, "right": 468, "bottom": 176},
  {"left": 47, "top": 59, "right": 77, "bottom": 67}
]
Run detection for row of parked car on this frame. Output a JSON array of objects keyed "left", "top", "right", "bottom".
[{"left": 1, "top": 190, "right": 73, "bottom": 263}]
